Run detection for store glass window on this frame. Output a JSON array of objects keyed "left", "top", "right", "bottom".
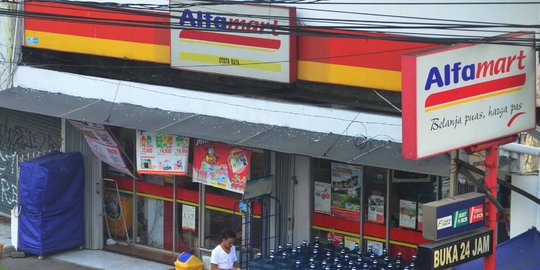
[
  {"left": 389, "top": 171, "right": 437, "bottom": 231},
  {"left": 136, "top": 174, "right": 171, "bottom": 250},
  {"left": 176, "top": 174, "right": 199, "bottom": 253},
  {"left": 202, "top": 148, "right": 267, "bottom": 250},
  {"left": 364, "top": 167, "right": 388, "bottom": 226},
  {"left": 362, "top": 166, "right": 387, "bottom": 254},
  {"left": 388, "top": 171, "right": 439, "bottom": 261}
]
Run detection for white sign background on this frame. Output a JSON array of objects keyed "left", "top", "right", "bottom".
[
  {"left": 402, "top": 33, "right": 536, "bottom": 159},
  {"left": 170, "top": 0, "right": 295, "bottom": 83}
]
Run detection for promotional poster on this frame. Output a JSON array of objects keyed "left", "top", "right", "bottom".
[
  {"left": 368, "top": 195, "right": 385, "bottom": 224},
  {"left": 314, "top": 181, "right": 331, "bottom": 214},
  {"left": 399, "top": 199, "right": 417, "bottom": 229},
  {"left": 192, "top": 140, "right": 251, "bottom": 193},
  {"left": 136, "top": 130, "right": 189, "bottom": 175},
  {"left": 331, "top": 163, "right": 362, "bottom": 219},
  {"left": 70, "top": 120, "right": 133, "bottom": 177}
]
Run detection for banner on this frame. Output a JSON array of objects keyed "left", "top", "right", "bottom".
[
  {"left": 331, "top": 163, "right": 362, "bottom": 219},
  {"left": 399, "top": 199, "right": 417, "bottom": 229},
  {"left": 192, "top": 140, "right": 251, "bottom": 193},
  {"left": 314, "top": 181, "right": 331, "bottom": 214},
  {"left": 367, "top": 195, "right": 385, "bottom": 224},
  {"left": 136, "top": 130, "right": 189, "bottom": 175},
  {"left": 69, "top": 120, "right": 133, "bottom": 177}
]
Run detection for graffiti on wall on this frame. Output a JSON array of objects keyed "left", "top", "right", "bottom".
[
  {"left": 0, "top": 118, "right": 60, "bottom": 210},
  {"left": 0, "top": 150, "right": 17, "bottom": 205},
  {"left": 0, "top": 119, "right": 60, "bottom": 153}
]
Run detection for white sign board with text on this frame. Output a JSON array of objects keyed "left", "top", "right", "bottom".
[
  {"left": 402, "top": 33, "right": 536, "bottom": 159},
  {"left": 170, "top": 0, "right": 296, "bottom": 83}
]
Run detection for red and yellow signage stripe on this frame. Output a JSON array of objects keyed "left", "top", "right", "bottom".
[
  {"left": 424, "top": 74, "right": 526, "bottom": 111},
  {"left": 24, "top": 1, "right": 170, "bottom": 63},
  {"left": 298, "top": 29, "right": 440, "bottom": 91},
  {"left": 24, "top": 2, "right": 440, "bottom": 91}
]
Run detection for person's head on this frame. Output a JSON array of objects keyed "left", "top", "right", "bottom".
[{"left": 221, "top": 230, "right": 236, "bottom": 248}]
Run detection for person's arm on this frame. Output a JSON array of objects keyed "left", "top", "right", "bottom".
[
  {"left": 232, "top": 261, "right": 239, "bottom": 270},
  {"left": 210, "top": 248, "right": 222, "bottom": 270}
]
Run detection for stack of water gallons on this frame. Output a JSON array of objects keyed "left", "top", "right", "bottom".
[{"left": 248, "top": 236, "right": 417, "bottom": 270}]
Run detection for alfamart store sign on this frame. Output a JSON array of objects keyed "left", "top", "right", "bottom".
[
  {"left": 402, "top": 33, "right": 536, "bottom": 159},
  {"left": 170, "top": 0, "right": 296, "bottom": 83}
]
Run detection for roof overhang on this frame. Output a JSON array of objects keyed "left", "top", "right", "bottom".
[{"left": 0, "top": 87, "right": 450, "bottom": 176}]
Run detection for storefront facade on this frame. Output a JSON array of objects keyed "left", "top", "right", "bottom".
[{"left": 0, "top": 0, "right": 466, "bottom": 266}]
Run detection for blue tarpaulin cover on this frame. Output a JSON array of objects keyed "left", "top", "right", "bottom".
[
  {"left": 455, "top": 227, "right": 540, "bottom": 270},
  {"left": 17, "top": 151, "right": 84, "bottom": 256}
]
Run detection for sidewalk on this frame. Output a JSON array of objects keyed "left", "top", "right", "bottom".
[{"left": 0, "top": 217, "right": 174, "bottom": 270}]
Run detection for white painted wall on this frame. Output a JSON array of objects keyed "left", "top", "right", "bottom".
[
  {"left": 510, "top": 174, "right": 539, "bottom": 238},
  {"left": 13, "top": 67, "right": 402, "bottom": 142},
  {"left": 293, "top": 155, "right": 311, "bottom": 246}
]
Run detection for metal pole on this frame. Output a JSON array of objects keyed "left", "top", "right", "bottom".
[
  {"left": 172, "top": 176, "right": 177, "bottom": 254},
  {"left": 484, "top": 146, "right": 498, "bottom": 270}
]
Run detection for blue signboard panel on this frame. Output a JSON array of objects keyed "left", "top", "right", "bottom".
[{"left": 423, "top": 192, "right": 486, "bottom": 241}]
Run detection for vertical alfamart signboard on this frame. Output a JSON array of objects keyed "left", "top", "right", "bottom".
[
  {"left": 402, "top": 33, "right": 536, "bottom": 159},
  {"left": 170, "top": 1, "right": 296, "bottom": 83}
]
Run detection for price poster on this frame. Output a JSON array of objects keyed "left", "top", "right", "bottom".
[
  {"left": 70, "top": 120, "right": 133, "bottom": 177},
  {"left": 344, "top": 236, "right": 360, "bottom": 251},
  {"left": 367, "top": 195, "right": 385, "bottom": 224},
  {"left": 418, "top": 203, "right": 423, "bottom": 230},
  {"left": 182, "top": 204, "right": 196, "bottom": 231},
  {"left": 399, "top": 199, "right": 417, "bottom": 229},
  {"left": 314, "top": 181, "right": 331, "bottom": 214},
  {"left": 136, "top": 130, "right": 189, "bottom": 175},
  {"left": 331, "top": 162, "right": 362, "bottom": 219},
  {"left": 367, "top": 240, "right": 384, "bottom": 256},
  {"left": 192, "top": 140, "right": 251, "bottom": 193}
]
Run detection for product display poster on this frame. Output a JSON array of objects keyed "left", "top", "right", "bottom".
[
  {"left": 314, "top": 181, "right": 331, "bottom": 214},
  {"left": 69, "top": 120, "right": 133, "bottom": 177},
  {"left": 181, "top": 204, "right": 196, "bottom": 231},
  {"left": 344, "top": 236, "right": 360, "bottom": 251},
  {"left": 417, "top": 203, "right": 423, "bottom": 231},
  {"left": 331, "top": 162, "right": 362, "bottom": 219},
  {"left": 136, "top": 130, "right": 189, "bottom": 175},
  {"left": 368, "top": 195, "right": 385, "bottom": 224},
  {"left": 399, "top": 199, "right": 417, "bottom": 229},
  {"left": 327, "top": 232, "right": 343, "bottom": 247},
  {"left": 192, "top": 139, "right": 251, "bottom": 194},
  {"left": 367, "top": 240, "right": 384, "bottom": 256}
]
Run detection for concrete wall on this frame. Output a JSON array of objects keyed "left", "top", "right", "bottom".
[
  {"left": 293, "top": 155, "right": 311, "bottom": 246},
  {"left": 510, "top": 174, "right": 539, "bottom": 238}
]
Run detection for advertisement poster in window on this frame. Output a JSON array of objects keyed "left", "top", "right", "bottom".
[
  {"left": 399, "top": 199, "right": 417, "bottom": 229},
  {"left": 192, "top": 140, "right": 251, "bottom": 194},
  {"left": 367, "top": 240, "right": 384, "bottom": 256},
  {"left": 69, "top": 120, "right": 134, "bottom": 177},
  {"left": 417, "top": 203, "right": 423, "bottom": 230},
  {"left": 344, "top": 236, "right": 360, "bottom": 251},
  {"left": 368, "top": 195, "right": 385, "bottom": 223},
  {"left": 327, "top": 232, "right": 343, "bottom": 246},
  {"left": 331, "top": 163, "right": 362, "bottom": 219},
  {"left": 182, "top": 204, "right": 196, "bottom": 232},
  {"left": 314, "top": 181, "right": 331, "bottom": 214},
  {"left": 136, "top": 130, "right": 189, "bottom": 175}
]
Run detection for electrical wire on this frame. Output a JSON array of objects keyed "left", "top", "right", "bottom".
[{"left": 0, "top": 0, "right": 536, "bottom": 46}]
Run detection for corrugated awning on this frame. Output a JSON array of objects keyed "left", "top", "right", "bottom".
[{"left": 0, "top": 87, "right": 450, "bottom": 176}]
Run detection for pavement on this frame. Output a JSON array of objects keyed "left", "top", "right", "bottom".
[{"left": 0, "top": 216, "right": 175, "bottom": 270}]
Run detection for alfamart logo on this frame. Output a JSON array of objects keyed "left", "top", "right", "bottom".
[
  {"left": 423, "top": 50, "right": 527, "bottom": 114},
  {"left": 178, "top": 9, "right": 280, "bottom": 36}
]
